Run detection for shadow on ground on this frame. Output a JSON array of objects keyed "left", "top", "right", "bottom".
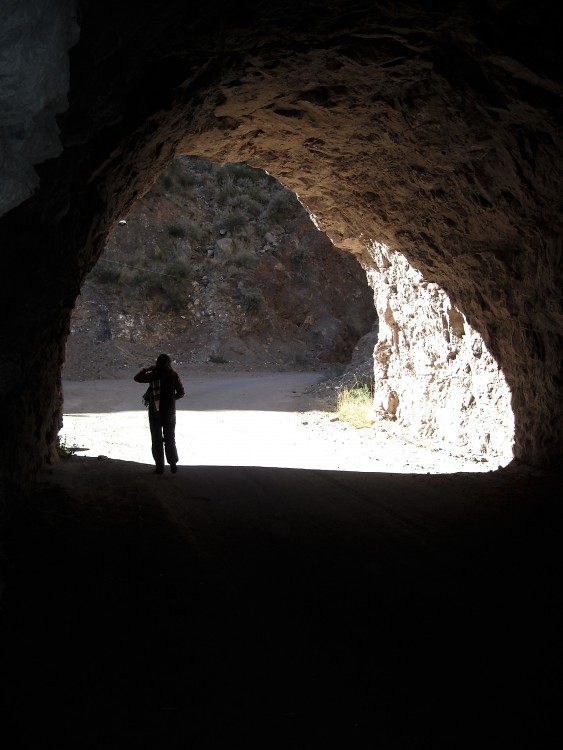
[{"left": 1, "top": 458, "right": 561, "bottom": 749}]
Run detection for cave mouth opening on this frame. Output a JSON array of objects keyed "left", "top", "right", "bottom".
[
  {"left": 0, "top": 0, "right": 560, "bottom": 486},
  {"left": 59, "top": 156, "right": 514, "bottom": 474}
]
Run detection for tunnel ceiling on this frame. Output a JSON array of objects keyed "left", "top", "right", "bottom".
[{"left": 1, "top": 0, "right": 562, "bottom": 479}]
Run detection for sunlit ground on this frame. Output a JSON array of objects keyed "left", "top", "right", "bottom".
[{"left": 59, "top": 407, "right": 509, "bottom": 474}]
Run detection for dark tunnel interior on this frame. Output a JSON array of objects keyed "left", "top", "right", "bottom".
[{"left": 0, "top": 2, "right": 562, "bottom": 747}]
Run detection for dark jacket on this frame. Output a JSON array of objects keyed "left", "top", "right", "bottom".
[{"left": 134, "top": 365, "right": 185, "bottom": 414}]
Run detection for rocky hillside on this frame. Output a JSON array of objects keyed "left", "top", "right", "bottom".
[{"left": 64, "top": 157, "right": 377, "bottom": 379}]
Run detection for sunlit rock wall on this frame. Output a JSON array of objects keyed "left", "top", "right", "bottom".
[{"left": 367, "top": 241, "right": 514, "bottom": 462}]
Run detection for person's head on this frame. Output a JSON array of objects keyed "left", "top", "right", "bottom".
[{"left": 155, "top": 353, "right": 171, "bottom": 368}]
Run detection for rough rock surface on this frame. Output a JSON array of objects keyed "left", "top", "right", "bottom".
[
  {"left": 367, "top": 242, "right": 513, "bottom": 459},
  {"left": 0, "top": 0, "right": 78, "bottom": 216},
  {"left": 184, "top": 7, "right": 562, "bottom": 466},
  {"left": 1, "top": 1, "right": 562, "bottom": 482}
]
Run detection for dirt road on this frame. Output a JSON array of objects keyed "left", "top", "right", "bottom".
[{"left": 60, "top": 368, "right": 503, "bottom": 473}]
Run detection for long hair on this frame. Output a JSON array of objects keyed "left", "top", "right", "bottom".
[{"left": 155, "top": 353, "right": 171, "bottom": 369}]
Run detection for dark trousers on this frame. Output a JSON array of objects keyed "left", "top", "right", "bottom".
[{"left": 148, "top": 409, "right": 178, "bottom": 469}]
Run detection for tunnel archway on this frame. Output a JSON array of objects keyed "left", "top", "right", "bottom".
[
  {"left": 0, "top": 0, "right": 562, "bottom": 483},
  {"left": 62, "top": 153, "right": 513, "bottom": 471},
  {"left": 1, "top": 7, "right": 562, "bottom": 748}
]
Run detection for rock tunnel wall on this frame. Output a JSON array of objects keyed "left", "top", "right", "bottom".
[
  {"left": 367, "top": 241, "right": 514, "bottom": 461},
  {"left": 177, "top": 1, "right": 563, "bottom": 466},
  {"left": 0, "top": 1, "right": 562, "bottom": 484}
]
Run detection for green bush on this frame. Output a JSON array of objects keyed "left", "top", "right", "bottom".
[
  {"left": 153, "top": 161, "right": 198, "bottom": 194},
  {"left": 240, "top": 287, "right": 265, "bottom": 312},
  {"left": 56, "top": 436, "right": 76, "bottom": 458},
  {"left": 217, "top": 186, "right": 237, "bottom": 206},
  {"left": 130, "top": 271, "right": 147, "bottom": 288},
  {"left": 217, "top": 170, "right": 236, "bottom": 187},
  {"left": 209, "top": 353, "right": 229, "bottom": 364},
  {"left": 166, "top": 258, "right": 191, "bottom": 279},
  {"left": 294, "top": 353, "right": 309, "bottom": 367},
  {"left": 161, "top": 289, "right": 186, "bottom": 312},
  {"left": 266, "top": 191, "right": 300, "bottom": 223},
  {"left": 225, "top": 162, "right": 260, "bottom": 181},
  {"left": 222, "top": 210, "right": 247, "bottom": 233},
  {"left": 168, "top": 223, "right": 186, "bottom": 238},
  {"left": 167, "top": 220, "right": 205, "bottom": 243},
  {"left": 232, "top": 249, "right": 256, "bottom": 267},
  {"left": 290, "top": 246, "right": 312, "bottom": 283},
  {"left": 144, "top": 272, "right": 165, "bottom": 296},
  {"left": 186, "top": 155, "right": 217, "bottom": 176},
  {"left": 245, "top": 184, "right": 270, "bottom": 204},
  {"left": 229, "top": 194, "right": 263, "bottom": 218},
  {"left": 178, "top": 172, "right": 197, "bottom": 188},
  {"left": 183, "top": 220, "right": 205, "bottom": 244}
]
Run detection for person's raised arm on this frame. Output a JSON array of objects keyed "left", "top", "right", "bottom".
[{"left": 134, "top": 367, "right": 152, "bottom": 383}]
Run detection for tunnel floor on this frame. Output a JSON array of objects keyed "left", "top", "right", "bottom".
[{"left": 1, "top": 458, "right": 561, "bottom": 749}]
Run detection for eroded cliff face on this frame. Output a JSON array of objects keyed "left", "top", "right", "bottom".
[
  {"left": 0, "top": 0, "right": 562, "bottom": 481},
  {"left": 367, "top": 242, "right": 513, "bottom": 460}
]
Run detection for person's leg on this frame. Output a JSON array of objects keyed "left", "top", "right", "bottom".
[
  {"left": 162, "top": 412, "right": 178, "bottom": 471},
  {"left": 148, "top": 410, "right": 165, "bottom": 473}
]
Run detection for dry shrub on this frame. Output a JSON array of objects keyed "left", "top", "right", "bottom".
[{"left": 336, "top": 385, "right": 374, "bottom": 428}]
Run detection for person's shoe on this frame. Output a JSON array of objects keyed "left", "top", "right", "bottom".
[
  {"left": 153, "top": 467, "right": 164, "bottom": 474},
  {"left": 170, "top": 463, "right": 178, "bottom": 474}
]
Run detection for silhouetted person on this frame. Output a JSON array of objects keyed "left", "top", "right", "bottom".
[{"left": 134, "top": 354, "right": 185, "bottom": 474}]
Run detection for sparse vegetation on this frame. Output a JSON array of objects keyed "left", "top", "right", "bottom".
[
  {"left": 166, "top": 258, "right": 191, "bottom": 279},
  {"left": 221, "top": 210, "right": 247, "bottom": 234},
  {"left": 336, "top": 385, "right": 374, "bottom": 428},
  {"left": 240, "top": 287, "right": 266, "bottom": 312},
  {"left": 143, "top": 272, "right": 165, "bottom": 296},
  {"left": 184, "top": 219, "right": 206, "bottom": 244},
  {"left": 225, "top": 163, "right": 261, "bottom": 181},
  {"left": 77, "top": 154, "right": 376, "bottom": 368},
  {"left": 161, "top": 289, "right": 185, "bottom": 312},
  {"left": 229, "top": 194, "right": 263, "bottom": 218},
  {"left": 168, "top": 223, "right": 187, "bottom": 238},
  {"left": 267, "top": 191, "right": 299, "bottom": 223},
  {"left": 232, "top": 249, "right": 256, "bottom": 267},
  {"left": 209, "top": 353, "right": 228, "bottom": 364},
  {"left": 216, "top": 175, "right": 238, "bottom": 205},
  {"left": 245, "top": 184, "right": 270, "bottom": 204},
  {"left": 291, "top": 246, "right": 313, "bottom": 284},
  {"left": 178, "top": 172, "right": 197, "bottom": 188},
  {"left": 56, "top": 436, "right": 76, "bottom": 459},
  {"left": 155, "top": 160, "right": 199, "bottom": 194}
]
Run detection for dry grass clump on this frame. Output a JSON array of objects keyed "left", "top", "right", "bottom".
[{"left": 336, "top": 385, "right": 374, "bottom": 428}]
